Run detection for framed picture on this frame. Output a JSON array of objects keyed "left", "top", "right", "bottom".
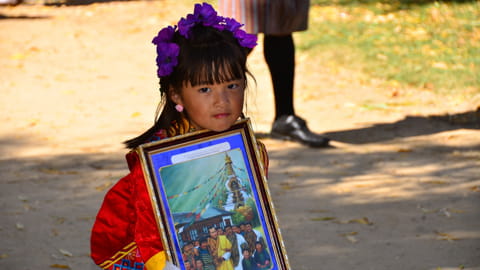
[{"left": 137, "top": 118, "right": 290, "bottom": 270}]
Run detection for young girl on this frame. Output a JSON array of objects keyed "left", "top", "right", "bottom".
[
  {"left": 253, "top": 241, "right": 271, "bottom": 270},
  {"left": 241, "top": 249, "right": 258, "bottom": 270},
  {"left": 90, "top": 3, "right": 267, "bottom": 270}
]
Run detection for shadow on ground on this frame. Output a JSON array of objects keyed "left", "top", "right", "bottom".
[
  {"left": 0, "top": 127, "right": 479, "bottom": 269},
  {"left": 0, "top": 13, "right": 50, "bottom": 19},
  {"left": 264, "top": 136, "right": 480, "bottom": 269},
  {"left": 326, "top": 109, "right": 480, "bottom": 144},
  {"left": 256, "top": 109, "right": 480, "bottom": 144}
]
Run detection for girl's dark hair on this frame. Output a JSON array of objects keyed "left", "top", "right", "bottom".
[{"left": 124, "top": 24, "right": 253, "bottom": 149}]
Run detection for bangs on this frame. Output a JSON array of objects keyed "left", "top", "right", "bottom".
[
  {"left": 171, "top": 32, "right": 248, "bottom": 88},
  {"left": 186, "top": 57, "right": 245, "bottom": 87}
]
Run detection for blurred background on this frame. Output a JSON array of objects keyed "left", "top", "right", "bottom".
[{"left": 0, "top": 0, "right": 479, "bottom": 269}]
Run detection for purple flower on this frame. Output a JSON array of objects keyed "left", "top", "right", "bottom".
[
  {"left": 179, "top": 3, "right": 221, "bottom": 37},
  {"left": 178, "top": 14, "right": 197, "bottom": 38},
  {"left": 234, "top": 29, "right": 257, "bottom": 48},
  {"left": 223, "top": 17, "right": 242, "bottom": 32},
  {"left": 152, "top": 2, "right": 258, "bottom": 78},
  {"left": 152, "top": 25, "right": 176, "bottom": 44},
  {"left": 153, "top": 25, "right": 180, "bottom": 77},
  {"left": 154, "top": 37, "right": 180, "bottom": 77},
  {"left": 194, "top": 2, "right": 218, "bottom": 26}
]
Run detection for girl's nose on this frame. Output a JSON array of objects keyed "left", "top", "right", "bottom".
[{"left": 213, "top": 89, "right": 229, "bottom": 106}]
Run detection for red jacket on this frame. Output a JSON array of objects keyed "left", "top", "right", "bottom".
[{"left": 90, "top": 150, "right": 166, "bottom": 269}]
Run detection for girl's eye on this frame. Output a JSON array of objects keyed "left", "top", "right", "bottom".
[
  {"left": 227, "top": 83, "right": 239, "bottom": 89},
  {"left": 198, "top": 87, "right": 211, "bottom": 93}
]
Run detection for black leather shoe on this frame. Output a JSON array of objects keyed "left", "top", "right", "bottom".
[{"left": 271, "top": 115, "right": 330, "bottom": 148}]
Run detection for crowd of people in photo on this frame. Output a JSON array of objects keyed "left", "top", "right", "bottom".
[{"left": 181, "top": 222, "right": 272, "bottom": 270}]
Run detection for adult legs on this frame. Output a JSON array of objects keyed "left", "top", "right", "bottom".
[
  {"left": 264, "top": 34, "right": 330, "bottom": 147},
  {"left": 263, "top": 34, "right": 295, "bottom": 120}
]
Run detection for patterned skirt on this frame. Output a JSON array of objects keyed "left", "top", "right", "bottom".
[{"left": 218, "top": 0, "right": 310, "bottom": 35}]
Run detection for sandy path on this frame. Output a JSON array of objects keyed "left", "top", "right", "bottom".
[{"left": 1, "top": 1, "right": 479, "bottom": 269}]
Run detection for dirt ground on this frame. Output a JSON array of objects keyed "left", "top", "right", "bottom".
[{"left": 1, "top": 1, "right": 479, "bottom": 270}]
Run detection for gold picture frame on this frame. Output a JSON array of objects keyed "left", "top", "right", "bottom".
[{"left": 137, "top": 118, "right": 290, "bottom": 270}]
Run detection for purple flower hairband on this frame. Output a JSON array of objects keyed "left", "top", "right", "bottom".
[{"left": 152, "top": 2, "right": 257, "bottom": 77}]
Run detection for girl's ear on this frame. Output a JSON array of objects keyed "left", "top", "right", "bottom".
[{"left": 169, "top": 87, "right": 183, "bottom": 105}]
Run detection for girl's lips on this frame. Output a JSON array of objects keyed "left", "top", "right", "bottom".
[{"left": 214, "top": 113, "right": 230, "bottom": 119}]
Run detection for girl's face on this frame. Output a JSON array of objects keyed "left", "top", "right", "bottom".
[
  {"left": 196, "top": 260, "right": 204, "bottom": 269},
  {"left": 172, "top": 79, "right": 245, "bottom": 132}
]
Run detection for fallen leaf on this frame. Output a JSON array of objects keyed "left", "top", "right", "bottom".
[
  {"left": 423, "top": 180, "right": 448, "bottom": 185},
  {"left": 10, "top": 53, "right": 26, "bottom": 60},
  {"left": 354, "top": 184, "right": 373, "bottom": 188},
  {"left": 54, "top": 73, "right": 67, "bottom": 81},
  {"left": 29, "top": 46, "right": 41, "bottom": 52},
  {"left": 62, "top": 90, "right": 76, "bottom": 95},
  {"left": 469, "top": 186, "right": 480, "bottom": 192},
  {"left": 419, "top": 207, "right": 437, "bottom": 214},
  {"left": 439, "top": 208, "right": 451, "bottom": 218},
  {"left": 389, "top": 89, "right": 400, "bottom": 97},
  {"left": 51, "top": 254, "right": 62, "bottom": 260},
  {"left": 28, "top": 119, "right": 40, "bottom": 127},
  {"left": 23, "top": 203, "right": 33, "bottom": 211},
  {"left": 0, "top": 253, "right": 8, "bottom": 259},
  {"left": 95, "top": 181, "right": 113, "bottom": 191},
  {"left": 345, "top": 235, "right": 358, "bottom": 243},
  {"left": 349, "top": 217, "right": 373, "bottom": 225},
  {"left": 361, "top": 103, "right": 390, "bottom": 110},
  {"left": 339, "top": 232, "right": 359, "bottom": 243},
  {"left": 307, "top": 209, "right": 330, "bottom": 213},
  {"left": 16, "top": 222, "right": 24, "bottom": 230},
  {"left": 311, "top": 217, "right": 336, "bottom": 221},
  {"left": 423, "top": 82, "right": 435, "bottom": 90},
  {"left": 376, "top": 53, "right": 388, "bottom": 60},
  {"left": 279, "top": 182, "right": 295, "bottom": 190},
  {"left": 50, "top": 264, "right": 71, "bottom": 269},
  {"left": 59, "top": 249, "right": 73, "bottom": 257},
  {"left": 39, "top": 168, "right": 79, "bottom": 175},
  {"left": 432, "top": 62, "right": 448, "bottom": 70},
  {"left": 286, "top": 171, "right": 304, "bottom": 177},
  {"left": 435, "top": 231, "right": 460, "bottom": 241},
  {"left": 406, "top": 27, "right": 429, "bottom": 40},
  {"left": 54, "top": 217, "right": 65, "bottom": 225},
  {"left": 397, "top": 148, "right": 412, "bottom": 153},
  {"left": 76, "top": 216, "right": 95, "bottom": 221},
  {"left": 131, "top": 112, "right": 141, "bottom": 118},
  {"left": 339, "top": 231, "right": 358, "bottom": 236},
  {"left": 126, "top": 27, "right": 142, "bottom": 34}
]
